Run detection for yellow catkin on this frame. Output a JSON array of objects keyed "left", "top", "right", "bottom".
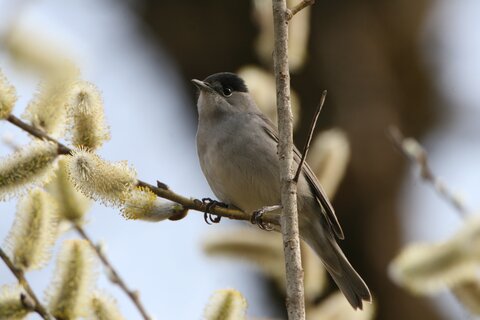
[
  {"left": 0, "top": 69, "right": 17, "bottom": 119},
  {"left": 67, "top": 148, "right": 137, "bottom": 205},
  {"left": 47, "top": 239, "right": 96, "bottom": 319},
  {"left": 4, "top": 188, "right": 59, "bottom": 270},
  {"left": 390, "top": 216, "right": 480, "bottom": 294},
  {"left": 204, "top": 289, "right": 247, "bottom": 320},
  {"left": 0, "top": 285, "right": 30, "bottom": 320},
  {"left": 89, "top": 291, "right": 125, "bottom": 320},
  {"left": 389, "top": 242, "right": 477, "bottom": 294},
  {"left": 22, "top": 70, "right": 79, "bottom": 138},
  {"left": 121, "top": 187, "right": 185, "bottom": 221},
  {"left": 66, "top": 81, "right": 110, "bottom": 150},
  {"left": 3, "top": 25, "right": 77, "bottom": 76},
  {"left": 0, "top": 140, "right": 58, "bottom": 200},
  {"left": 203, "top": 229, "right": 326, "bottom": 303},
  {"left": 307, "top": 129, "right": 350, "bottom": 198},
  {"left": 46, "top": 156, "right": 91, "bottom": 223}
]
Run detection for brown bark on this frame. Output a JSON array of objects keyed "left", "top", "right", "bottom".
[{"left": 272, "top": 0, "right": 306, "bottom": 318}]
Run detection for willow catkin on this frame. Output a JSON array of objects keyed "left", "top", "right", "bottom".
[
  {"left": 0, "top": 69, "right": 17, "bottom": 119},
  {"left": 67, "top": 148, "right": 137, "bottom": 205},
  {"left": 46, "top": 156, "right": 91, "bottom": 223},
  {"left": 66, "top": 81, "right": 110, "bottom": 150},
  {"left": 4, "top": 188, "right": 59, "bottom": 270},
  {"left": 22, "top": 70, "right": 79, "bottom": 138},
  {"left": 121, "top": 186, "right": 186, "bottom": 221},
  {"left": 204, "top": 289, "right": 247, "bottom": 320},
  {"left": 389, "top": 242, "right": 477, "bottom": 294},
  {"left": 0, "top": 140, "right": 58, "bottom": 200},
  {"left": 3, "top": 25, "right": 77, "bottom": 75},
  {"left": 203, "top": 229, "right": 326, "bottom": 303},
  {"left": 390, "top": 216, "right": 480, "bottom": 294},
  {"left": 47, "top": 239, "right": 96, "bottom": 319},
  {"left": 0, "top": 285, "right": 30, "bottom": 320},
  {"left": 89, "top": 291, "right": 125, "bottom": 320},
  {"left": 307, "top": 129, "right": 350, "bottom": 198}
]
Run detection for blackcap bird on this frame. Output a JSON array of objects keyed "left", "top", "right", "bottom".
[{"left": 192, "top": 72, "right": 371, "bottom": 309}]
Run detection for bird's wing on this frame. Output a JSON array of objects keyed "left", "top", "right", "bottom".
[{"left": 258, "top": 113, "right": 344, "bottom": 239}]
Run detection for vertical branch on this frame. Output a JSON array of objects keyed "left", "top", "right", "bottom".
[{"left": 271, "top": 0, "right": 306, "bottom": 319}]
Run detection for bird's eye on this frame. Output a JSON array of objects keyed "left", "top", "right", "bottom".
[{"left": 222, "top": 87, "right": 233, "bottom": 97}]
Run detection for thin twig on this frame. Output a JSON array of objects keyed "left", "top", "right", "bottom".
[
  {"left": 7, "top": 114, "right": 71, "bottom": 155},
  {"left": 293, "top": 90, "right": 327, "bottom": 183},
  {"left": 0, "top": 247, "right": 55, "bottom": 320},
  {"left": 73, "top": 224, "right": 151, "bottom": 320},
  {"left": 287, "top": 0, "right": 315, "bottom": 20},
  {"left": 272, "top": 0, "right": 306, "bottom": 318},
  {"left": 388, "top": 126, "right": 468, "bottom": 218},
  {"left": 5, "top": 114, "right": 276, "bottom": 225}
]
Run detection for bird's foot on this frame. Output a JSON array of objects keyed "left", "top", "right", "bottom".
[
  {"left": 201, "top": 198, "right": 227, "bottom": 224},
  {"left": 251, "top": 205, "right": 281, "bottom": 231}
]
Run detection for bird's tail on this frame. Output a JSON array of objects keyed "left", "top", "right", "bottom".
[{"left": 301, "top": 220, "right": 372, "bottom": 309}]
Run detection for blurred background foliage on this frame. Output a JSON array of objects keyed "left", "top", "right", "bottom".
[
  {"left": 1, "top": 0, "right": 480, "bottom": 319},
  {"left": 135, "top": 0, "right": 437, "bottom": 318}
]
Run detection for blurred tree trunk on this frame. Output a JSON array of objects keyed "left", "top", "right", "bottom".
[{"left": 134, "top": 0, "right": 440, "bottom": 319}]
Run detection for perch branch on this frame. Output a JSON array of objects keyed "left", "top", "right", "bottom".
[
  {"left": 0, "top": 247, "right": 55, "bottom": 320},
  {"left": 388, "top": 126, "right": 468, "bottom": 218},
  {"left": 272, "top": 0, "right": 306, "bottom": 318},
  {"left": 4, "top": 114, "right": 278, "bottom": 225}
]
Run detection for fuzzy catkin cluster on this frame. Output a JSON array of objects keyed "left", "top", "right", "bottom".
[
  {"left": 0, "top": 69, "right": 17, "bottom": 119},
  {"left": 204, "top": 289, "right": 247, "bottom": 320},
  {"left": 4, "top": 188, "right": 59, "bottom": 270},
  {"left": 47, "top": 156, "right": 91, "bottom": 223},
  {"left": 66, "top": 81, "right": 110, "bottom": 150},
  {"left": 90, "top": 292, "right": 125, "bottom": 320},
  {"left": 47, "top": 239, "right": 96, "bottom": 319},
  {"left": 389, "top": 242, "right": 477, "bottom": 294},
  {"left": 0, "top": 140, "right": 58, "bottom": 200},
  {"left": 121, "top": 187, "right": 186, "bottom": 221},
  {"left": 390, "top": 216, "right": 480, "bottom": 294},
  {"left": 67, "top": 148, "right": 137, "bottom": 205},
  {"left": 0, "top": 285, "right": 30, "bottom": 320},
  {"left": 22, "top": 69, "right": 79, "bottom": 138}
]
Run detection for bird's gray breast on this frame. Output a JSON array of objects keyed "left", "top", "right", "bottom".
[{"left": 196, "top": 112, "right": 281, "bottom": 213}]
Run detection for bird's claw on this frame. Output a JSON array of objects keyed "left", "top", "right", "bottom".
[
  {"left": 251, "top": 208, "right": 274, "bottom": 231},
  {"left": 201, "top": 198, "right": 227, "bottom": 225}
]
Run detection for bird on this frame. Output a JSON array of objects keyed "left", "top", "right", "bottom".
[{"left": 192, "top": 72, "right": 371, "bottom": 309}]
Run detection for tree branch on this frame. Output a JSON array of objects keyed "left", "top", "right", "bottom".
[
  {"left": 7, "top": 115, "right": 71, "bottom": 155},
  {"left": 272, "top": 0, "right": 306, "bottom": 318},
  {"left": 287, "top": 0, "right": 315, "bottom": 20},
  {"left": 5, "top": 114, "right": 277, "bottom": 225},
  {"left": 294, "top": 90, "right": 326, "bottom": 183},
  {"left": 0, "top": 247, "right": 55, "bottom": 320},
  {"left": 73, "top": 223, "right": 152, "bottom": 320},
  {"left": 388, "top": 126, "right": 468, "bottom": 218}
]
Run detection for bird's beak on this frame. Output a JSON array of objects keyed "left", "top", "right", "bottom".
[{"left": 191, "top": 79, "right": 214, "bottom": 93}]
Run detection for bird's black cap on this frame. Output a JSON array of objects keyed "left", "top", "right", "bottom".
[{"left": 203, "top": 72, "right": 248, "bottom": 93}]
